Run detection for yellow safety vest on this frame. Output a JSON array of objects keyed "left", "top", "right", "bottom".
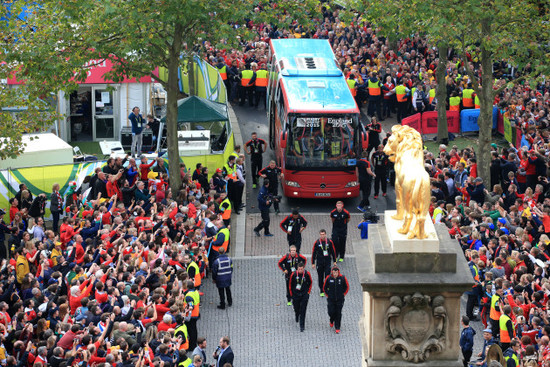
[
  {"left": 462, "top": 89, "right": 474, "bottom": 107},
  {"left": 475, "top": 95, "right": 480, "bottom": 109},
  {"left": 432, "top": 207, "right": 444, "bottom": 222},
  {"left": 347, "top": 79, "right": 357, "bottom": 96},
  {"left": 187, "top": 261, "right": 201, "bottom": 288},
  {"left": 256, "top": 69, "right": 268, "bottom": 87},
  {"left": 220, "top": 198, "right": 232, "bottom": 220},
  {"left": 368, "top": 79, "right": 381, "bottom": 96},
  {"left": 489, "top": 294, "right": 501, "bottom": 321},
  {"left": 449, "top": 96, "right": 461, "bottom": 111},
  {"left": 499, "top": 314, "right": 515, "bottom": 343},
  {"left": 218, "top": 65, "right": 227, "bottom": 81},
  {"left": 241, "top": 69, "right": 254, "bottom": 86},
  {"left": 395, "top": 85, "right": 407, "bottom": 102},
  {"left": 429, "top": 89, "right": 436, "bottom": 104},
  {"left": 213, "top": 227, "right": 230, "bottom": 252},
  {"left": 188, "top": 290, "right": 200, "bottom": 318}
]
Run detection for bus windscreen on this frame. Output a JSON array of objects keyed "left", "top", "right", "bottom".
[{"left": 286, "top": 114, "right": 358, "bottom": 170}]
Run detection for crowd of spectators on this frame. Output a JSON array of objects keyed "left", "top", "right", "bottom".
[
  {"left": 0, "top": 152, "right": 239, "bottom": 367},
  {"left": 0, "top": 2, "right": 549, "bottom": 367}
]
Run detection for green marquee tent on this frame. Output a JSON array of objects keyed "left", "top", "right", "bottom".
[{"left": 160, "top": 95, "right": 228, "bottom": 123}]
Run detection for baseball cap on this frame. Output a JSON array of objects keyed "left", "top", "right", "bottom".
[
  {"left": 498, "top": 218, "right": 506, "bottom": 225},
  {"left": 490, "top": 143, "right": 497, "bottom": 149},
  {"left": 216, "top": 168, "right": 222, "bottom": 173},
  {"left": 488, "top": 223, "right": 495, "bottom": 230},
  {"left": 483, "top": 328, "right": 492, "bottom": 333}
]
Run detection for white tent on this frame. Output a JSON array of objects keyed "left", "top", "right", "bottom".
[{"left": 0, "top": 133, "right": 74, "bottom": 169}]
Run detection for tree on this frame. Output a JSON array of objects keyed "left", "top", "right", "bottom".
[
  {"left": 8, "top": 0, "right": 322, "bottom": 195},
  {"left": 0, "top": 2, "right": 59, "bottom": 159},
  {"left": 452, "top": 0, "right": 549, "bottom": 183},
  {"left": 356, "top": 0, "right": 456, "bottom": 144}
]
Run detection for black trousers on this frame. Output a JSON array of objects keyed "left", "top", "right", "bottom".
[
  {"left": 316, "top": 263, "right": 331, "bottom": 292},
  {"left": 217, "top": 286, "right": 232, "bottom": 307},
  {"left": 461, "top": 349, "right": 472, "bottom": 367},
  {"left": 268, "top": 185, "right": 280, "bottom": 211},
  {"left": 382, "top": 98, "right": 392, "bottom": 118},
  {"left": 51, "top": 211, "right": 60, "bottom": 233},
  {"left": 292, "top": 293, "right": 309, "bottom": 330},
  {"left": 327, "top": 300, "right": 344, "bottom": 329},
  {"left": 239, "top": 86, "right": 254, "bottom": 106},
  {"left": 233, "top": 181, "right": 244, "bottom": 210},
  {"left": 284, "top": 276, "right": 291, "bottom": 302},
  {"left": 251, "top": 158, "right": 262, "bottom": 185},
  {"left": 367, "top": 98, "right": 382, "bottom": 120},
  {"left": 359, "top": 179, "right": 372, "bottom": 208},
  {"left": 397, "top": 101, "right": 408, "bottom": 123},
  {"left": 466, "top": 293, "right": 476, "bottom": 319},
  {"left": 254, "top": 210, "right": 271, "bottom": 234},
  {"left": 373, "top": 170, "right": 387, "bottom": 196},
  {"left": 255, "top": 88, "right": 266, "bottom": 108},
  {"left": 287, "top": 234, "right": 302, "bottom": 253},
  {"left": 490, "top": 319, "right": 499, "bottom": 340},
  {"left": 332, "top": 231, "right": 347, "bottom": 259},
  {"left": 186, "top": 318, "right": 198, "bottom": 351}
]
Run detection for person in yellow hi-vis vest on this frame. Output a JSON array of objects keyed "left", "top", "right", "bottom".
[
  {"left": 449, "top": 91, "right": 461, "bottom": 111},
  {"left": 462, "top": 83, "right": 475, "bottom": 109},
  {"left": 239, "top": 63, "right": 256, "bottom": 107},
  {"left": 489, "top": 285, "right": 504, "bottom": 340},
  {"left": 255, "top": 63, "right": 269, "bottom": 109}
]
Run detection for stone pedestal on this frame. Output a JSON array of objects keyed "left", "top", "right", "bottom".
[{"left": 353, "top": 212, "right": 473, "bottom": 367}]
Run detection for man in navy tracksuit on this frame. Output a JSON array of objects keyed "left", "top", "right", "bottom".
[
  {"left": 323, "top": 266, "right": 349, "bottom": 334},
  {"left": 459, "top": 316, "right": 475, "bottom": 367}
]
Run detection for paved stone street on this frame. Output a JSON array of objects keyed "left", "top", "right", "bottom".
[
  {"left": 244, "top": 212, "right": 378, "bottom": 256},
  {"left": 196, "top": 256, "right": 363, "bottom": 366}
]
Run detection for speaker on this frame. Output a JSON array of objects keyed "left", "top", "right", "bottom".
[{"left": 120, "top": 127, "right": 153, "bottom": 150}]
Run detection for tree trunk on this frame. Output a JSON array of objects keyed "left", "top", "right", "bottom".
[
  {"left": 188, "top": 54, "right": 195, "bottom": 97},
  {"left": 167, "top": 54, "right": 182, "bottom": 195},
  {"left": 436, "top": 43, "right": 449, "bottom": 144},
  {"left": 477, "top": 18, "right": 493, "bottom": 185}
]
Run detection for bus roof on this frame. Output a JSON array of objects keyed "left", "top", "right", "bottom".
[
  {"left": 270, "top": 39, "right": 341, "bottom": 75},
  {"left": 270, "top": 39, "right": 358, "bottom": 113}
]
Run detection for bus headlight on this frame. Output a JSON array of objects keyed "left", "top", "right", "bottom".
[
  {"left": 285, "top": 180, "right": 301, "bottom": 188},
  {"left": 345, "top": 181, "right": 358, "bottom": 187}
]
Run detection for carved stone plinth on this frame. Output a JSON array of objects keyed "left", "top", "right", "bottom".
[{"left": 353, "top": 212, "right": 473, "bottom": 367}]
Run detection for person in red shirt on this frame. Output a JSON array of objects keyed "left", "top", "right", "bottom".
[
  {"left": 8, "top": 198, "right": 19, "bottom": 222},
  {"left": 139, "top": 155, "right": 155, "bottom": 180},
  {"left": 106, "top": 171, "right": 123, "bottom": 199},
  {"left": 69, "top": 275, "right": 95, "bottom": 315},
  {"left": 73, "top": 235, "right": 86, "bottom": 264}
]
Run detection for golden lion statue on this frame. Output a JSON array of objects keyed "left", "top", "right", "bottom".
[{"left": 383, "top": 125, "right": 431, "bottom": 239}]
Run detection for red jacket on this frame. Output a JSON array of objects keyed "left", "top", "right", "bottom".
[{"left": 70, "top": 279, "right": 94, "bottom": 314}]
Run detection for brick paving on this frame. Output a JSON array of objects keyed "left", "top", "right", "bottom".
[
  {"left": 244, "top": 212, "right": 381, "bottom": 256},
  {"left": 196, "top": 257, "right": 363, "bottom": 366}
]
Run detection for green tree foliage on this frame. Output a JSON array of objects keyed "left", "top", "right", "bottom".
[
  {"left": 0, "top": 3, "right": 59, "bottom": 159},
  {"left": 5, "top": 0, "right": 321, "bottom": 193}
]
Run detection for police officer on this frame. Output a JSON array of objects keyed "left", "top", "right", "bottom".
[
  {"left": 259, "top": 160, "right": 283, "bottom": 214},
  {"left": 371, "top": 144, "right": 389, "bottom": 198},
  {"left": 212, "top": 247, "right": 233, "bottom": 310},
  {"left": 278, "top": 245, "right": 306, "bottom": 306},
  {"left": 311, "top": 229, "right": 337, "bottom": 296},
  {"left": 245, "top": 132, "right": 266, "bottom": 189},
  {"left": 253, "top": 179, "right": 273, "bottom": 237},
  {"left": 356, "top": 151, "right": 375, "bottom": 212},
  {"left": 330, "top": 201, "right": 351, "bottom": 262},
  {"left": 279, "top": 209, "right": 308, "bottom": 253},
  {"left": 288, "top": 262, "right": 312, "bottom": 332},
  {"left": 323, "top": 266, "right": 349, "bottom": 334}
]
